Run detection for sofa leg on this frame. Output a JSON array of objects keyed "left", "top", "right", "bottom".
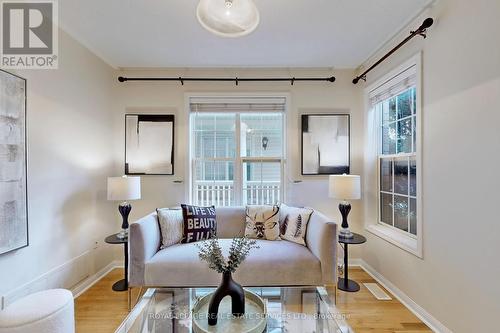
[
  {"left": 128, "top": 287, "right": 132, "bottom": 312},
  {"left": 129, "top": 286, "right": 143, "bottom": 311}
]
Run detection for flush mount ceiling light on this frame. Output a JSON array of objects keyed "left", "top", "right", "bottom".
[{"left": 196, "top": 0, "right": 260, "bottom": 37}]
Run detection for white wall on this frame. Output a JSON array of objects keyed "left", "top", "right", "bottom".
[
  {"left": 360, "top": 0, "right": 500, "bottom": 332},
  {"left": 112, "top": 68, "right": 365, "bottom": 257},
  {"left": 0, "top": 30, "right": 118, "bottom": 303},
  {"left": 3, "top": 1, "right": 496, "bottom": 329}
]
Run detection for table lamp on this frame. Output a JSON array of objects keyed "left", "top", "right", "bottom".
[
  {"left": 329, "top": 174, "right": 361, "bottom": 239},
  {"left": 107, "top": 176, "right": 141, "bottom": 239}
]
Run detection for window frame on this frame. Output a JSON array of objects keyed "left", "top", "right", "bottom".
[
  {"left": 364, "top": 54, "right": 423, "bottom": 258},
  {"left": 185, "top": 93, "right": 289, "bottom": 207}
]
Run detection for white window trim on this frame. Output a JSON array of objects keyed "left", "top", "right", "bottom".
[
  {"left": 364, "top": 53, "right": 423, "bottom": 258},
  {"left": 184, "top": 93, "right": 290, "bottom": 206}
]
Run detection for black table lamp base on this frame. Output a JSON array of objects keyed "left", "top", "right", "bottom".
[
  {"left": 339, "top": 201, "right": 353, "bottom": 239},
  {"left": 117, "top": 203, "right": 132, "bottom": 239}
]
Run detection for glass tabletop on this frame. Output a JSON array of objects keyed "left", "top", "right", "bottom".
[{"left": 116, "top": 286, "right": 353, "bottom": 333}]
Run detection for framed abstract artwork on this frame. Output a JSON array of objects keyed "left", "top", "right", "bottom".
[
  {"left": 0, "top": 70, "right": 28, "bottom": 255},
  {"left": 301, "top": 114, "right": 350, "bottom": 175},
  {"left": 125, "top": 114, "right": 175, "bottom": 175}
]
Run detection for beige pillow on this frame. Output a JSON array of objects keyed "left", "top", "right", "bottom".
[
  {"left": 245, "top": 205, "right": 280, "bottom": 240},
  {"left": 279, "top": 204, "right": 313, "bottom": 246},
  {"left": 156, "top": 208, "right": 183, "bottom": 248}
]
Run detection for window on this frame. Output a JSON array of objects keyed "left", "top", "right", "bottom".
[
  {"left": 189, "top": 98, "right": 285, "bottom": 206},
  {"left": 365, "top": 55, "right": 422, "bottom": 257},
  {"left": 377, "top": 86, "right": 417, "bottom": 235}
]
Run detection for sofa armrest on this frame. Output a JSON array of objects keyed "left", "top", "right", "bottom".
[
  {"left": 306, "top": 211, "right": 338, "bottom": 285},
  {"left": 129, "top": 213, "right": 161, "bottom": 286}
]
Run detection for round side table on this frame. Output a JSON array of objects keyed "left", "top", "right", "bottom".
[
  {"left": 338, "top": 232, "right": 366, "bottom": 292},
  {"left": 105, "top": 233, "right": 128, "bottom": 292}
]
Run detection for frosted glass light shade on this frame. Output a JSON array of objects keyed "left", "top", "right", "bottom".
[
  {"left": 107, "top": 176, "right": 141, "bottom": 201},
  {"left": 329, "top": 175, "right": 361, "bottom": 200},
  {"left": 196, "top": 0, "right": 260, "bottom": 37}
]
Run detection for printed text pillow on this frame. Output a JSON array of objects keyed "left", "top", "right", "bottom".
[{"left": 181, "top": 204, "right": 217, "bottom": 243}]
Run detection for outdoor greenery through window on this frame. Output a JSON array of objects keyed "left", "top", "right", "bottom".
[
  {"left": 376, "top": 85, "right": 418, "bottom": 236},
  {"left": 191, "top": 105, "right": 284, "bottom": 207}
]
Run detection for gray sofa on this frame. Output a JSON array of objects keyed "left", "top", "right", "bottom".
[{"left": 129, "top": 206, "right": 337, "bottom": 287}]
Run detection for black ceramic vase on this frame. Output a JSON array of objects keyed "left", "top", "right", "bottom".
[{"left": 208, "top": 271, "right": 245, "bottom": 326}]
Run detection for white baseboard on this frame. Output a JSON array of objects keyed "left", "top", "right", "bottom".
[
  {"left": 1, "top": 249, "right": 121, "bottom": 309},
  {"left": 351, "top": 259, "right": 452, "bottom": 333},
  {"left": 72, "top": 260, "right": 123, "bottom": 298},
  {"left": 348, "top": 258, "right": 363, "bottom": 267}
]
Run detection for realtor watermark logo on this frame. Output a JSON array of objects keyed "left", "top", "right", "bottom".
[{"left": 1, "top": 0, "right": 58, "bottom": 69}]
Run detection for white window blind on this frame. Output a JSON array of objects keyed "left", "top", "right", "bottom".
[
  {"left": 189, "top": 97, "right": 286, "bottom": 113},
  {"left": 369, "top": 65, "right": 417, "bottom": 107}
]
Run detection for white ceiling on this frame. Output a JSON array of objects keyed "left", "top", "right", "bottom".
[{"left": 59, "top": 0, "right": 430, "bottom": 69}]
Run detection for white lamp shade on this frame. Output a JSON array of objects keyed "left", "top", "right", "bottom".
[
  {"left": 197, "top": 0, "right": 260, "bottom": 37},
  {"left": 107, "top": 176, "right": 141, "bottom": 201},
  {"left": 329, "top": 175, "right": 361, "bottom": 200}
]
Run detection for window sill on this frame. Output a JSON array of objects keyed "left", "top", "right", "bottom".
[{"left": 366, "top": 224, "right": 422, "bottom": 258}]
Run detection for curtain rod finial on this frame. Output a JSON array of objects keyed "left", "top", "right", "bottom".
[{"left": 419, "top": 17, "right": 434, "bottom": 31}]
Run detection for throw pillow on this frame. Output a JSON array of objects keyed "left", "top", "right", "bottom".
[
  {"left": 156, "top": 208, "right": 184, "bottom": 249},
  {"left": 181, "top": 204, "right": 217, "bottom": 244},
  {"left": 245, "top": 205, "right": 280, "bottom": 240},
  {"left": 279, "top": 204, "right": 313, "bottom": 246}
]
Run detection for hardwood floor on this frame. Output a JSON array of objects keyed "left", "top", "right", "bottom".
[
  {"left": 74, "top": 269, "right": 138, "bottom": 333},
  {"left": 74, "top": 267, "right": 432, "bottom": 333},
  {"left": 334, "top": 267, "right": 432, "bottom": 333}
]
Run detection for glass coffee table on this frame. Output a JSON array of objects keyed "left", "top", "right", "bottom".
[{"left": 116, "top": 286, "right": 352, "bottom": 333}]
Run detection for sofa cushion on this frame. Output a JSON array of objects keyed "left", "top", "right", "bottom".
[
  {"left": 181, "top": 204, "right": 217, "bottom": 243},
  {"left": 215, "top": 207, "right": 246, "bottom": 238},
  {"left": 156, "top": 208, "right": 183, "bottom": 248},
  {"left": 245, "top": 205, "right": 280, "bottom": 240},
  {"left": 279, "top": 204, "right": 313, "bottom": 246},
  {"left": 144, "top": 239, "right": 322, "bottom": 287}
]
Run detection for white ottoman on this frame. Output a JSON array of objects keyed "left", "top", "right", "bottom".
[{"left": 0, "top": 289, "right": 74, "bottom": 333}]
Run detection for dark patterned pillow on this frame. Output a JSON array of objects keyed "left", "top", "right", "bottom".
[{"left": 181, "top": 204, "right": 217, "bottom": 243}]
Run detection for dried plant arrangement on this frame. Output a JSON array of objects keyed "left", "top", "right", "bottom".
[{"left": 196, "top": 236, "right": 259, "bottom": 273}]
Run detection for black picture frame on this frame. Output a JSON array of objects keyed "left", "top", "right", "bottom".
[
  {"left": 124, "top": 114, "right": 175, "bottom": 175},
  {"left": 0, "top": 69, "right": 28, "bottom": 255},
  {"left": 301, "top": 114, "right": 351, "bottom": 175}
]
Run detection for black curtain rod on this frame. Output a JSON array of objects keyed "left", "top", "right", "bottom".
[
  {"left": 352, "top": 18, "right": 434, "bottom": 84},
  {"left": 118, "top": 75, "right": 335, "bottom": 86}
]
